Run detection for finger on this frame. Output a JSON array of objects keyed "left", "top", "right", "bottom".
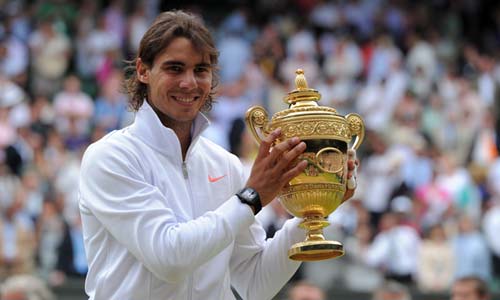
[
  {"left": 343, "top": 188, "right": 354, "bottom": 202},
  {"left": 347, "top": 173, "right": 357, "bottom": 190},
  {"left": 281, "top": 160, "right": 308, "bottom": 183},
  {"left": 347, "top": 149, "right": 359, "bottom": 167},
  {"left": 347, "top": 162, "right": 357, "bottom": 190},
  {"left": 258, "top": 128, "right": 281, "bottom": 157},
  {"left": 276, "top": 141, "right": 307, "bottom": 170},
  {"left": 269, "top": 136, "right": 301, "bottom": 161}
]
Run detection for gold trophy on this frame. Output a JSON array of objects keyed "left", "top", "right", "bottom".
[{"left": 246, "top": 69, "right": 365, "bottom": 261}]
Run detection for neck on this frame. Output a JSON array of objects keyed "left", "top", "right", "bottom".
[
  {"left": 147, "top": 100, "right": 194, "bottom": 160},
  {"left": 169, "top": 122, "right": 192, "bottom": 160}
]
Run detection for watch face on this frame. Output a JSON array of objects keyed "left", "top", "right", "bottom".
[{"left": 244, "top": 189, "right": 254, "bottom": 199}]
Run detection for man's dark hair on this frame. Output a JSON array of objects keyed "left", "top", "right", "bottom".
[
  {"left": 124, "top": 10, "right": 219, "bottom": 112},
  {"left": 454, "top": 276, "right": 490, "bottom": 298}
]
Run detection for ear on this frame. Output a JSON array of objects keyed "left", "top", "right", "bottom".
[{"left": 136, "top": 58, "right": 150, "bottom": 84}]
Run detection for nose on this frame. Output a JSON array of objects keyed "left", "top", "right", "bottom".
[{"left": 179, "top": 70, "right": 197, "bottom": 90}]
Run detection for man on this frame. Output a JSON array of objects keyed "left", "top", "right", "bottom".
[
  {"left": 451, "top": 276, "right": 490, "bottom": 300},
  {"left": 287, "top": 281, "right": 325, "bottom": 300},
  {"left": 79, "top": 10, "right": 357, "bottom": 300}
]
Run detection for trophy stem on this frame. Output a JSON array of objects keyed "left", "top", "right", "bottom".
[
  {"left": 305, "top": 229, "right": 326, "bottom": 242},
  {"left": 288, "top": 214, "right": 344, "bottom": 261}
]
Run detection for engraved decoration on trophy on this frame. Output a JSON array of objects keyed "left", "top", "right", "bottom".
[{"left": 246, "top": 69, "right": 365, "bottom": 261}]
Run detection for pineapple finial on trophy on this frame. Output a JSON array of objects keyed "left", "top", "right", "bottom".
[
  {"left": 284, "top": 69, "right": 321, "bottom": 106},
  {"left": 295, "top": 69, "right": 308, "bottom": 90}
]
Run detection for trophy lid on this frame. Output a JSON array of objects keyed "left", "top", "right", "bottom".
[
  {"left": 283, "top": 69, "right": 325, "bottom": 107},
  {"left": 266, "top": 69, "right": 363, "bottom": 145},
  {"left": 246, "top": 69, "right": 364, "bottom": 147},
  {"left": 272, "top": 69, "right": 338, "bottom": 122}
]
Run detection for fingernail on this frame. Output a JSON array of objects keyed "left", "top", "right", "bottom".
[{"left": 347, "top": 176, "right": 357, "bottom": 190}]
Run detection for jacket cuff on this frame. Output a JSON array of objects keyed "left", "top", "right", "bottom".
[{"left": 215, "top": 195, "right": 255, "bottom": 236}]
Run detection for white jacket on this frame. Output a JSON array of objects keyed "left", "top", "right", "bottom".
[{"left": 79, "top": 102, "right": 305, "bottom": 300}]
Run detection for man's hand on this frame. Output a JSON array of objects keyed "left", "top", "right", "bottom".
[
  {"left": 245, "top": 128, "right": 308, "bottom": 207},
  {"left": 343, "top": 149, "right": 359, "bottom": 202}
]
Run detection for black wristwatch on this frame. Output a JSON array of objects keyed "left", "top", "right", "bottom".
[{"left": 236, "top": 187, "right": 262, "bottom": 215}]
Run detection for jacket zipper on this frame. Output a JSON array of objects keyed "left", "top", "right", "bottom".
[
  {"left": 182, "top": 161, "right": 188, "bottom": 179},
  {"left": 187, "top": 275, "right": 193, "bottom": 300},
  {"left": 182, "top": 159, "right": 194, "bottom": 300}
]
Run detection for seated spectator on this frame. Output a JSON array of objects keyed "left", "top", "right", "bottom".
[
  {"left": 36, "top": 198, "right": 66, "bottom": 281},
  {"left": 53, "top": 75, "right": 93, "bottom": 151},
  {"left": 93, "top": 69, "right": 132, "bottom": 133},
  {"left": 417, "top": 224, "right": 455, "bottom": 292},
  {"left": 28, "top": 18, "right": 71, "bottom": 98},
  {"left": 452, "top": 215, "right": 491, "bottom": 281},
  {"left": 0, "top": 192, "right": 36, "bottom": 281}
]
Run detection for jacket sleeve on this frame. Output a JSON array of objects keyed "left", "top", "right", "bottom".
[
  {"left": 227, "top": 155, "right": 306, "bottom": 300},
  {"left": 79, "top": 142, "right": 255, "bottom": 283}
]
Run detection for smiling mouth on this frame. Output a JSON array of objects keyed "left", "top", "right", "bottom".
[{"left": 172, "top": 96, "right": 199, "bottom": 103}]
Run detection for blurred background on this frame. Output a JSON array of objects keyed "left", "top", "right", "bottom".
[{"left": 0, "top": 0, "right": 499, "bottom": 299}]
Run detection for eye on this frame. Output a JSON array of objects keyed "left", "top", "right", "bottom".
[
  {"left": 194, "top": 66, "right": 210, "bottom": 74},
  {"left": 165, "top": 65, "right": 183, "bottom": 73}
]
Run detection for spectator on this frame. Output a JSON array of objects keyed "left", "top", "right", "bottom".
[
  {"left": 0, "top": 192, "right": 36, "bottom": 280},
  {"left": 452, "top": 215, "right": 491, "bottom": 281},
  {"left": 27, "top": 18, "right": 71, "bottom": 98},
  {"left": 0, "top": 24, "right": 29, "bottom": 86},
  {"left": 93, "top": 69, "right": 132, "bottom": 133},
  {"left": 417, "top": 224, "right": 455, "bottom": 292},
  {"left": 36, "top": 198, "right": 66, "bottom": 282},
  {"left": 52, "top": 75, "right": 94, "bottom": 151}
]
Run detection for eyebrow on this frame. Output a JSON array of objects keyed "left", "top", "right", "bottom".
[{"left": 161, "top": 60, "right": 212, "bottom": 68}]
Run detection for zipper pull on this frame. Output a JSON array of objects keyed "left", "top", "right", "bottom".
[{"left": 182, "top": 161, "right": 188, "bottom": 179}]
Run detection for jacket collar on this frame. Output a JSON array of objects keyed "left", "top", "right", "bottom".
[{"left": 128, "top": 100, "right": 210, "bottom": 159}]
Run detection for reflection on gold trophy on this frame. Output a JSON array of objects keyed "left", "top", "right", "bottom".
[{"left": 246, "top": 69, "right": 365, "bottom": 261}]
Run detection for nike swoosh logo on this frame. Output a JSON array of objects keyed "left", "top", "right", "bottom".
[{"left": 208, "top": 174, "right": 226, "bottom": 183}]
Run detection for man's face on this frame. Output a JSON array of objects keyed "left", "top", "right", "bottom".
[
  {"left": 138, "top": 37, "right": 212, "bottom": 128},
  {"left": 289, "top": 285, "right": 324, "bottom": 300},
  {"left": 451, "top": 281, "right": 482, "bottom": 300}
]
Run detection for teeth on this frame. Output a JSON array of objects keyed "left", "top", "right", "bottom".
[{"left": 175, "top": 97, "right": 196, "bottom": 103}]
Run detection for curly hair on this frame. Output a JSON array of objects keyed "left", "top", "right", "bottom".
[{"left": 124, "top": 10, "right": 219, "bottom": 112}]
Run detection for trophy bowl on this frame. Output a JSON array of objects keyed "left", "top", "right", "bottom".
[{"left": 245, "top": 69, "right": 365, "bottom": 261}]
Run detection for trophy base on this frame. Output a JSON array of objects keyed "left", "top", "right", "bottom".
[{"left": 288, "top": 240, "right": 344, "bottom": 261}]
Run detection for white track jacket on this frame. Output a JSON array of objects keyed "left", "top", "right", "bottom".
[{"left": 78, "top": 101, "right": 305, "bottom": 300}]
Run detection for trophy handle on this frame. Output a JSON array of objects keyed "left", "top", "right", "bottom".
[
  {"left": 245, "top": 106, "right": 270, "bottom": 144},
  {"left": 346, "top": 113, "right": 365, "bottom": 150}
]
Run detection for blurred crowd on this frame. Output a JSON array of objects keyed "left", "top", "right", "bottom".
[{"left": 0, "top": 0, "right": 499, "bottom": 298}]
